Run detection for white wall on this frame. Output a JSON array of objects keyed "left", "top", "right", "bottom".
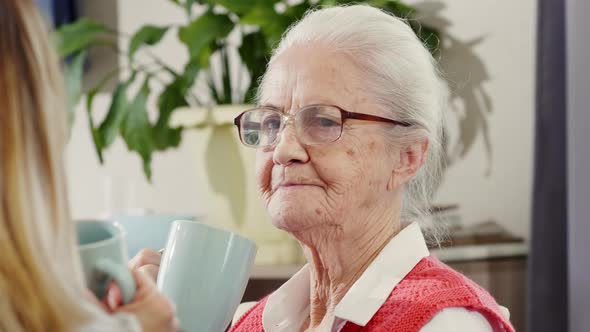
[
  {"left": 422, "top": 0, "right": 537, "bottom": 239},
  {"left": 66, "top": 0, "right": 537, "bottom": 239}
]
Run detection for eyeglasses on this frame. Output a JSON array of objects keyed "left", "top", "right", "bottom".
[{"left": 234, "top": 104, "right": 411, "bottom": 148}]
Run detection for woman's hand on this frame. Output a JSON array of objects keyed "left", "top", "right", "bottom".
[
  {"left": 116, "top": 269, "right": 179, "bottom": 332},
  {"left": 103, "top": 249, "right": 163, "bottom": 309},
  {"left": 88, "top": 268, "right": 178, "bottom": 332},
  {"left": 128, "top": 248, "right": 162, "bottom": 281},
  {"left": 96, "top": 249, "right": 176, "bottom": 331}
]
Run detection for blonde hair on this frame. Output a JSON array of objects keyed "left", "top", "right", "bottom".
[
  {"left": 261, "top": 5, "right": 448, "bottom": 244},
  {"left": 0, "top": 0, "right": 92, "bottom": 330}
]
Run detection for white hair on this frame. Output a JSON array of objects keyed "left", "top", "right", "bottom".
[{"left": 259, "top": 5, "right": 448, "bottom": 245}]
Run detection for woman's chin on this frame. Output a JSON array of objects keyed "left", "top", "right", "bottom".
[
  {"left": 267, "top": 194, "right": 327, "bottom": 231},
  {"left": 271, "top": 218, "right": 307, "bottom": 233},
  {"left": 268, "top": 209, "right": 317, "bottom": 233}
]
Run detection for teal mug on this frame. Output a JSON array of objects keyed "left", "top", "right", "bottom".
[
  {"left": 77, "top": 220, "right": 136, "bottom": 304},
  {"left": 157, "top": 220, "right": 257, "bottom": 332}
]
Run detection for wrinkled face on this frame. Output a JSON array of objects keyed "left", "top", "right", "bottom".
[{"left": 255, "top": 45, "right": 402, "bottom": 236}]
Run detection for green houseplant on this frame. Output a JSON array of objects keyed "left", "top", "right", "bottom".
[{"left": 56, "top": 0, "right": 440, "bottom": 181}]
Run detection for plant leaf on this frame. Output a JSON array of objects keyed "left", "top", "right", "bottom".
[
  {"left": 283, "top": 1, "right": 312, "bottom": 20},
  {"left": 54, "top": 18, "right": 111, "bottom": 57},
  {"left": 178, "top": 11, "right": 234, "bottom": 62},
  {"left": 87, "top": 115, "right": 104, "bottom": 164},
  {"left": 202, "top": 0, "right": 262, "bottom": 14},
  {"left": 239, "top": 32, "right": 267, "bottom": 103},
  {"left": 182, "top": 58, "right": 202, "bottom": 91},
  {"left": 198, "top": 44, "right": 214, "bottom": 68},
  {"left": 156, "top": 79, "right": 188, "bottom": 125},
  {"left": 98, "top": 78, "right": 133, "bottom": 148},
  {"left": 63, "top": 50, "right": 87, "bottom": 129},
  {"left": 381, "top": 0, "right": 416, "bottom": 18},
  {"left": 207, "top": 71, "right": 221, "bottom": 104},
  {"left": 220, "top": 48, "right": 232, "bottom": 103},
  {"left": 239, "top": 32, "right": 267, "bottom": 74},
  {"left": 85, "top": 69, "right": 120, "bottom": 163},
  {"left": 153, "top": 59, "right": 201, "bottom": 145},
  {"left": 153, "top": 78, "right": 189, "bottom": 150},
  {"left": 241, "top": 6, "right": 290, "bottom": 47},
  {"left": 153, "top": 126, "right": 183, "bottom": 151},
  {"left": 183, "top": 58, "right": 202, "bottom": 88},
  {"left": 128, "top": 25, "right": 169, "bottom": 59},
  {"left": 121, "top": 78, "right": 154, "bottom": 180},
  {"left": 239, "top": 5, "right": 276, "bottom": 25},
  {"left": 319, "top": 0, "right": 368, "bottom": 6}
]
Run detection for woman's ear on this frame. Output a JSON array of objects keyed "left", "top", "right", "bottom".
[{"left": 388, "top": 140, "right": 429, "bottom": 190}]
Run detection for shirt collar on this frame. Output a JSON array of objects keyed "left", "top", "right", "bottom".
[
  {"left": 262, "top": 264, "right": 311, "bottom": 331},
  {"left": 334, "top": 222, "right": 429, "bottom": 326},
  {"left": 263, "top": 222, "right": 429, "bottom": 330}
]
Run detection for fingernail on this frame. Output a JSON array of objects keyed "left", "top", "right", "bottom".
[{"left": 108, "top": 292, "right": 116, "bottom": 309}]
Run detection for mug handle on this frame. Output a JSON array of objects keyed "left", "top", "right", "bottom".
[{"left": 94, "top": 259, "right": 136, "bottom": 304}]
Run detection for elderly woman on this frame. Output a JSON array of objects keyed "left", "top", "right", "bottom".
[{"left": 132, "top": 5, "right": 514, "bottom": 332}]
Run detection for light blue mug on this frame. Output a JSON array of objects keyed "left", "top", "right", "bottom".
[
  {"left": 77, "top": 220, "right": 136, "bottom": 304},
  {"left": 109, "top": 212, "right": 197, "bottom": 258},
  {"left": 157, "top": 220, "right": 257, "bottom": 332}
]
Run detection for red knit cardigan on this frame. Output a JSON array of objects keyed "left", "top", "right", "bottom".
[{"left": 230, "top": 256, "right": 514, "bottom": 332}]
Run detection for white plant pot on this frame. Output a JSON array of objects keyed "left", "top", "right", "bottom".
[{"left": 171, "top": 105, "right": 303, "bottom": 265}]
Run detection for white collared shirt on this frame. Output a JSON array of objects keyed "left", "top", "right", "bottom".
[{"left": 235, "top": 223, "right": 509, "bottom": 331}]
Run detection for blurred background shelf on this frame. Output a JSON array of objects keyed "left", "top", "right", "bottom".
[{"left": 250, "top": 242, "right": 528, "bottom": 279}]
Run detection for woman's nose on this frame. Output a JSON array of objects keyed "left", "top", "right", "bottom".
[{"left": 272, "top": 124, "right": 309, "bottom": 166}]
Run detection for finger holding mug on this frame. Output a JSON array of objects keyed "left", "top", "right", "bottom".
[
  {"left": 116, "top": 269, "right": 180, "bottom": 332},
  {"left": 128, "top": 248, "right": 163, "bottom": 282}
]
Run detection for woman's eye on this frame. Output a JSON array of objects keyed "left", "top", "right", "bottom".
[
  {"left": 313, "top": 117, "right": 339, "bottom": 127},
  {"left": 318, "top": 118, "right": 340, "bottom": 127},
  {"left": 244, "top": 131, "right": 260, "bottom": 145},
  {"left": 263, "top": 117, "right": 281, "bottom": 130}
]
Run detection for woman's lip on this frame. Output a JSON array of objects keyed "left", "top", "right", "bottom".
[
  {"left": 279, "top": 183, "right": 311, "bottom": 188},
  {"left": 274, "top": 183, "right": 320, "bottom": 191}
]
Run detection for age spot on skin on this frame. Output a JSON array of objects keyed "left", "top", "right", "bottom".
[{"left": 346, "top": 149, "right": 355, "bottom": 156}]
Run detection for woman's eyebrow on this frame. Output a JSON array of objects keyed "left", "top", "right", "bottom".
[{"left": 259, "top": 103, "right": 284, "bottom": 112}]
